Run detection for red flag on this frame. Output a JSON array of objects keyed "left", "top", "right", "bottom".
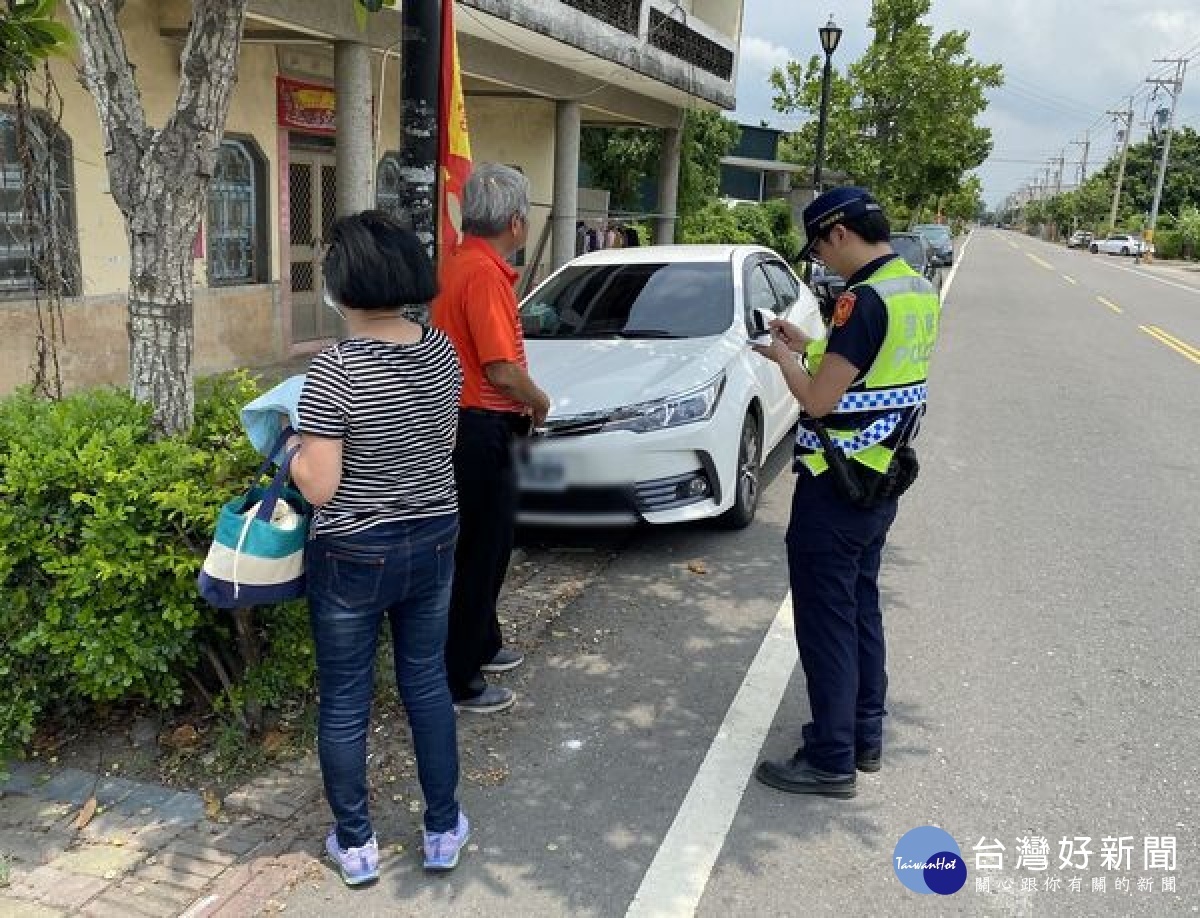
[{"left": 439, "top": 1, "right": 472, "bottom": 255}]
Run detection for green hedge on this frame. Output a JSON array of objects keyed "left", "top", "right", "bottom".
[
  {"left": 0, "top": 374, "right": 315, "bottom": 765},
  {"left": 680, "top": 199, "right": 803, "bottom": 264},
  {"left": 1153, "top": 230, "right": 1184, "bottom": 260}
]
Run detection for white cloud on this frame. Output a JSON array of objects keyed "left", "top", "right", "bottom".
[{"left": 740, "top": 35, "right": 794, "bottom": 74}]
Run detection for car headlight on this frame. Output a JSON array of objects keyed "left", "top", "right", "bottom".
[{"left": 602, "top": 373, "right": 727, "bottom": 434}]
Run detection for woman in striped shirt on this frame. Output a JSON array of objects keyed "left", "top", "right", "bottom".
[{"left": 286, "top": 211, "right": 468, "bottom": 885}]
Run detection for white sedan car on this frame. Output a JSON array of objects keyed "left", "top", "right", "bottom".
[
  {"left": 516, "top": 245, "right": 825, "bottom": 528},
  {"left": 1090, "top": 233, "right": 1148, "bottom": 256}
]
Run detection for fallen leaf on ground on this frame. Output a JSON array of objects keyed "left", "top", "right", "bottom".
[
  {"left": 164, "top": 725, "right": 200, "bottom": 749},
  {"left": 74, "top": 795, "right": 97, "bottom": 829},
  {"left": 686, "top": 559, "right": 708, "bottom": 575},
  {"left": 203, "top": 789, "right": 222, "bottom": 819}
]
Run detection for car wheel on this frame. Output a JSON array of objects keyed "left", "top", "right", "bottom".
[
  {"left": 717, "top": 412, "right": 762, "bottom": 530},
  {"left": 1090, "top": 244, "right": 1099, "bottom": 254},
  {"left": 1121, "top": 247, "right": 1130, "bottom": 256}
]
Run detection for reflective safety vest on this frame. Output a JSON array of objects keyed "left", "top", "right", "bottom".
[{"left": 796, "top": 256, "right": 941, "bottom": 476}]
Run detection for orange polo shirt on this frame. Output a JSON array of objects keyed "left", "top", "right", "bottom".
[{"left": 431, "top": 236, "right": 528, "bottom": 413}]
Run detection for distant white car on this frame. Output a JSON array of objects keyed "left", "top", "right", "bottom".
[
  {"left": 1090, "top": 234, "right": 1148, "bottom": 256},
  {"left": 516, "top": 245, "right": 825, "bottom": 528}
]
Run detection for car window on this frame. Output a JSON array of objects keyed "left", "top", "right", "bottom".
[
  {"left": 762, "top": 261, "right": 800, "bottom": 311},
  {"left": 915, "top": 225, "right": 952, "bottom": 242},
  {"left": 745, "top": 264, "right": 782, "bottom": 328},
  {"left": 519, "top": 262, "right": 733, "bottom": 339},
  {"left": 891, "top": 235, "right": 927, "bottom": 269}
]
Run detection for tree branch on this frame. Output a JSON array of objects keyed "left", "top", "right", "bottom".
[{"left": 61, "top": 0, "right": 148, "bottom": 213}]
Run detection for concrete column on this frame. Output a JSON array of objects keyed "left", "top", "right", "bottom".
[
  {"left": 552, "top": 100, "right": 581, "bottom": 271},
  {"left": 335, "top": 41, "right": 374, "bottom": 217},
  {"left": 655, "top": 122, "right": 683, "bottom": 244}
]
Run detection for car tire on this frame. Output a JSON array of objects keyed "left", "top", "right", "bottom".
[
  {"left": 1090, "top": 244, "right": 1099, "bottom": 254},
  {"left": 717, "top": 411, "right": 762, "bottom": 530},
  {"left": 1121, "top": 247, "right": 1130, "bottom": 256}
]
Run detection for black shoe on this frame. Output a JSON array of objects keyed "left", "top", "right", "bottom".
[
  {"left": 754, "top": 754, "right": 857, "bottom": 797},
  {"left": 795, "top": 742, "right": 882, "bottom": 773},
  {"left": 855, "top": 748, "right": 882, "bottom": 773}
]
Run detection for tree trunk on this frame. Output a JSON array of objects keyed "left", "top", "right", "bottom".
[{"left": 65, "top": 0, "right": 249, "bottom": 435}]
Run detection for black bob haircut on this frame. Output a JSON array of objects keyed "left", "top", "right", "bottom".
[
  {"left": 323, "top": 210, "right": 438, "bottom": 311},
  {"left": 823, "top": 210, "right": 892, "bottom": 246}
]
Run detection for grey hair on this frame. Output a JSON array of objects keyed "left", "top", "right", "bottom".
[{"left": 462, "top": 163, "right": 529, "bottom": 237}]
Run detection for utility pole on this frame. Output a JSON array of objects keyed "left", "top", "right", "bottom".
[
  {"left": 1054, "top": 154, "right": 1065, "bottom": 197},
  {"left": 1070, "top": 132, "right": 1091, "bottom": 184},
  {"left": 399, "top": 0, "right": 442, "bottom": 264},
  {"left": 1145, "top": 59, "right": 1188, "bottom": 259},
  {"left": 1107, "top": 99, "right": 1133, "bottom": 231}
]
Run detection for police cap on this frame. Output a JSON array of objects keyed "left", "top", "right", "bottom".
[{"left": 798, "top": 186, "right": 884, "bottom": 260}]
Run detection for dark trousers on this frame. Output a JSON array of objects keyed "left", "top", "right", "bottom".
[
  {"left": 445, "top": 410, "right": 518, "bottom": 700},
  {"left": 785, "top": 470, "right": 899, "bottom": 775},
  {"left": 306, "top": 515, "right": 461, "bottom": 846}
]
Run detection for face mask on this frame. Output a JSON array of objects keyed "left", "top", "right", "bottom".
[{"left": 322, "top": 285, "right": 347, "bottom": 320}]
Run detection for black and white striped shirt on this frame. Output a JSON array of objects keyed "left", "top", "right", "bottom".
[{"left": 298, "top": 329, "right": 463, "bottom": 537}]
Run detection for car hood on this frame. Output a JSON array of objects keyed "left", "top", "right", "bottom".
[{"left": 527, "top": 335, "right": 735, "bottom": 418}]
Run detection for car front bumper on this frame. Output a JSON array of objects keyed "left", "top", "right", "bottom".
[{"left": 515, "top": 422, "right": 734, "bottom": 527}]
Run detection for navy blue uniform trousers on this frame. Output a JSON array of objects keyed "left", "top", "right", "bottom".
[{"left": 785, "top": 468, "right": 899, "bottom": 776}]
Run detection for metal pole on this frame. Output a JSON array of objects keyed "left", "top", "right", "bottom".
[
  {"left": 1146, "top": 60, "right": 1187, "bottom": 255},
  {"left": 812, "top": 50, "right": 833, "bottom": 193},
  {"left": 399, "top": 0, "right": 442, "bottom": 263}
]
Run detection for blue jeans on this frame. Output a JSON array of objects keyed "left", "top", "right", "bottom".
[
  {"left": 785, "top": 471, "right": 899, "bottom": 775},
  {"left": 306, "top": 514, "right": 461, "bottom": 847}
]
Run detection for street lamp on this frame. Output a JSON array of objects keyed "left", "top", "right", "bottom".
[{"left": 812, "top": 14, "right": 843, "bottom": 195}]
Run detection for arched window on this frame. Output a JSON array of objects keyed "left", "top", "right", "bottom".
[
  {"left": 207, "top": 138, "right": 267, "bottom": 285},
  {"left": 0, "top": 110, "right": 78, "bottom": 296},
  {"left": 375, "top": 153, "right": 405, "bottom": 220}
]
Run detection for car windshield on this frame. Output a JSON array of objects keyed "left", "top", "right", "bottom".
[
  {"left": 891, "top": 235, "right": 927, "bottom": 269},
  {"left": 915, "top": 224, "right": 952, "bottom": 242},
  {"left": 520, "top": 262, "right": 733, "bottom": 340}
]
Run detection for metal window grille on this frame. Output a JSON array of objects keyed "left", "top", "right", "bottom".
[
  {"left": 649, "top": 9, "right": 734, "bottom": 80},
  {"left": 0, "top": 112, "right": 77, "bottom": 295},
  {"left": 207, "top": 140, "right": 258, "bottom": 285},
  {"left": 289, "top": 163, "right": 314, "bottom": 246},
  {"left": 559, "top": 0, "right": 641, "bottom": 35}
]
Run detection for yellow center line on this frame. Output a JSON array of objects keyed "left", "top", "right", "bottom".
[
  {"left": 1063, "top": 275, "right": 1077, "bottom": 285},
  {"left": 1141, "top": 325, "right": 1200, "bottom": 366},
  {"left": 1097, "top": 296, "right": 1122, "bottom": 314},
  {"left": 1026, "top": 253, "right": 1054, "bottom": 271}
]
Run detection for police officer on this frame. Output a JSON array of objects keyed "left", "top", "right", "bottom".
[{"left": 752, "top": 186, "right": 940, "bottom": 797}]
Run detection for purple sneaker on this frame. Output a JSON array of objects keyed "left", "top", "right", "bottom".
[
  {"left": 423, "top": 810, "right": 470, "bottom": 871},
  {"left": 325, "top": 829, "right": 379, "bottom": 886}
]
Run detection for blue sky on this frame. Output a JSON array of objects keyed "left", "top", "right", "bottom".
[{"left": 730, "top": 0, "right": 1200, "bottom": 208}]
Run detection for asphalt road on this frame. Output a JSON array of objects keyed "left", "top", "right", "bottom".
[{"left": 281, "top": 230, "right": 1198, "bottom": 917}]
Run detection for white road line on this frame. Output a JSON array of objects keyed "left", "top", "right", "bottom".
[
  {"left": 625, "top": 595, "right": 797, "bottom": 918},
  {"left": 1092, "top": 258, "right": 1200, "bottom": 297},
  {"left": 939, "top": 229, "right": 973, "bottom": 306}
]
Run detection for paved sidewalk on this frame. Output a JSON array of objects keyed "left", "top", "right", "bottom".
[
  {"left": 0, "top": 543, "right": 615, "bottom": 917},
  {"left": 0, "top": 756, "right": 328, "bottom": 917}
]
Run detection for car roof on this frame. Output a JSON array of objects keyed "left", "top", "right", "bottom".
[{"left": 563, "top": 244, "right": 779, "bottom": 266}]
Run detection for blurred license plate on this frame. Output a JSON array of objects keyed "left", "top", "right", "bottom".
[{"left": 517, "top": 457, "right": 566, "bottom": 492}]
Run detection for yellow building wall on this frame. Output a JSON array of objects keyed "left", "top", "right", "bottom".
[{"left": 464, "top": 96, "right": 557, "bottom": 289}]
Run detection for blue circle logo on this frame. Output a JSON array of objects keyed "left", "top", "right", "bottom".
[{"left": 893, "top": 827, "right": 967, "bottom": 895}]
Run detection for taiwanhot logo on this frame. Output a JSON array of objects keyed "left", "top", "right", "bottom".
[{"left": 893, "top": 826, "right": 967, "bottom": 895}]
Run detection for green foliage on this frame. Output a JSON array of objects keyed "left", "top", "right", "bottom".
[
  {"left": 1174, "top": 205, "right": 1200, "bottom": 258},
  {"left": 1153, "top": 230, "right": 1183, "bottom": 260},
  {"left": 352, "top": 0, "right": 397, "bottom": 31},
  {"left": 580, "top": 111, "right": 741, "bottom": 220},
  {"left": 680, "top": 199, "right": 803, "bottom": 263},
  {"left": 0, "top": 0, "right": 72, "bottom": 91},
  {"left": 0, "top": 374, "right": 315, "bottom": 766},
  {"left": 771, "top": 0, "right": 1002, "bottom": 212}
]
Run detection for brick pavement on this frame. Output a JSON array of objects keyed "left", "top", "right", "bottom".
[{"left": 0, "top": 758, "right": 326, "bottom": 918}]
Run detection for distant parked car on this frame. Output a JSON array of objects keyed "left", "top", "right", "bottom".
[
  {"left": 913, "top": 223, "right": 954, "bottom": 266},
  {"left": 1090, "top": 233, "right": 1147, "bottom": 256},
  {"left": 890, "top": 232, "right": 942, "bottom": 292},
  {"left": 1067, "top": 231, "right": 1095, "bottom": 249}
]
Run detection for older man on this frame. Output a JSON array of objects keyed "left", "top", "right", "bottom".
[{"left": 432, "top": 163, "right": 551, "bottom": 714}]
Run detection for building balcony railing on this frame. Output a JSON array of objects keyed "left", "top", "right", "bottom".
[{"left": 558, "top": 0, "right": 641, "bottom": 36}]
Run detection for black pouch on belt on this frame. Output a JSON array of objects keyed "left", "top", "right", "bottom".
[{"left": 810, "top": 420, "right": 918, "bottom": 508}]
